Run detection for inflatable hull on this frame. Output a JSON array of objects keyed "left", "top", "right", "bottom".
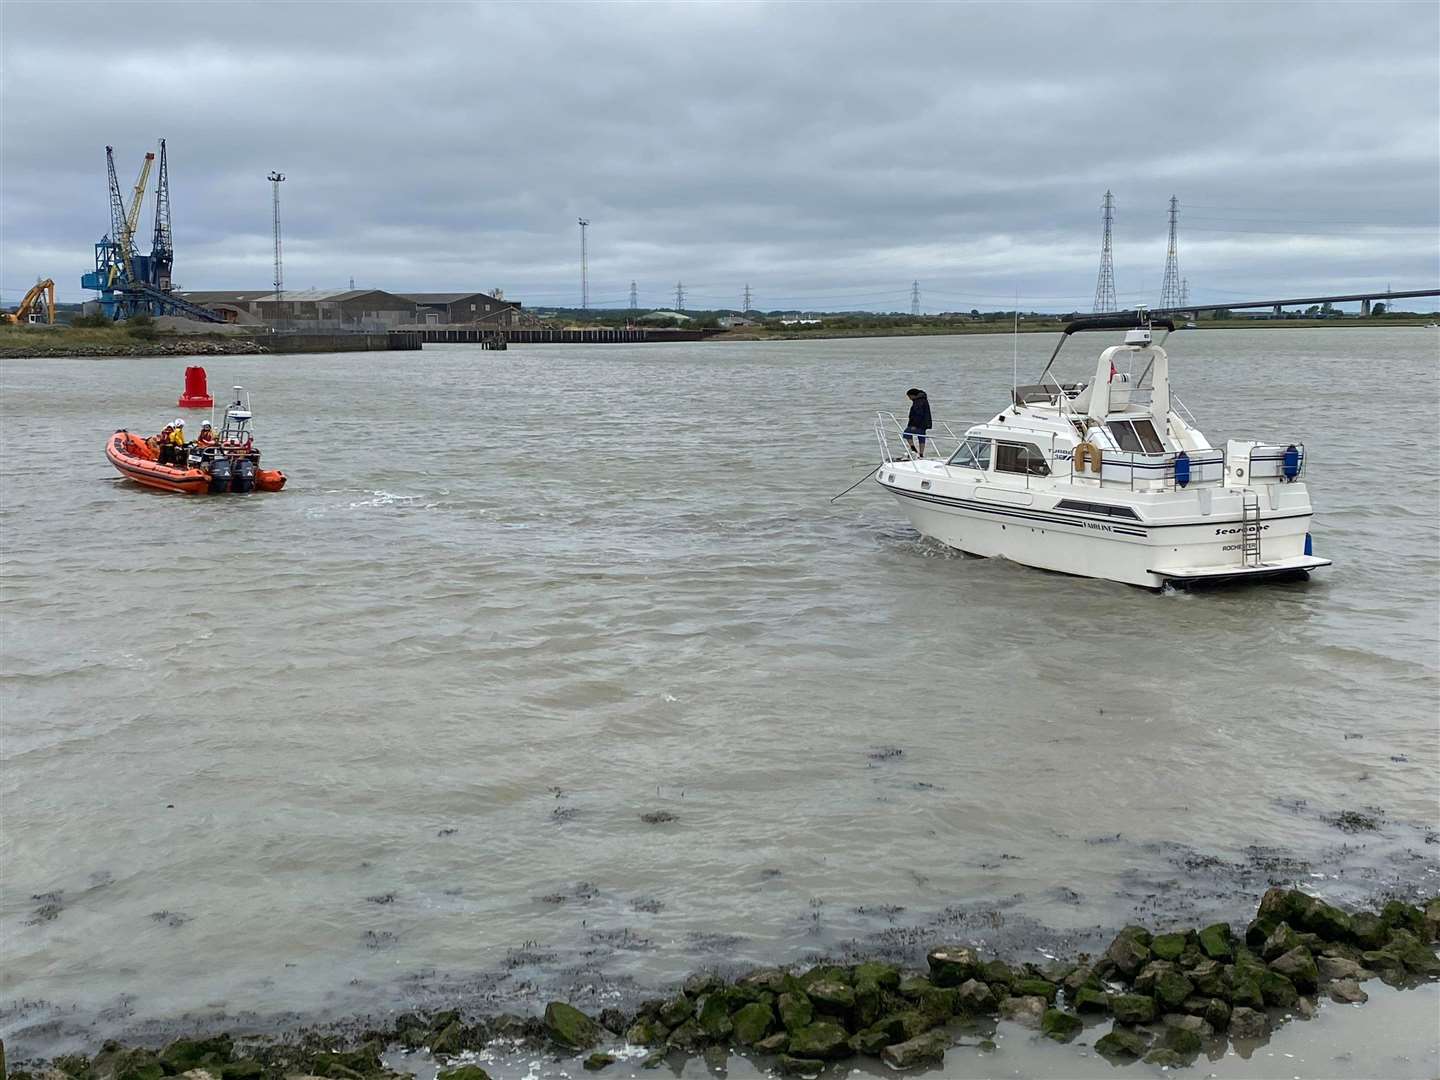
[{"left": 106, "top": 430, "right": 286, "bottom": 495}]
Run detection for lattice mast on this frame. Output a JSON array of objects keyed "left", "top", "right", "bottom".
[
  {"left": 578, "top": 218, "right": 590, "bottom": 309},
  {"left": 1092, "top": 190, "right": 1117, "bottom": 312},
  {"left": 674, "top": 282, "right": 685, "bottom": 311},
  {"left": 268, "top": 171, "right": 285, "bottom": 305},
  {"left": 629, "top": 280, "right": 638, "bottom": 313},
  {"left": 910, "top": 281, "right": 920, "bottom": 316},
  {"left": 151, "top": 139, "right": 174, "bottom": 292},
  {"left": 743, "top": 283, "right": 752, "bottom": 313},
  {"left": 104, "top": 147, "right": 129, "bottom": 286},
  {"left": 1159, "top": 195, "right": 1182, "bottom": 310}
]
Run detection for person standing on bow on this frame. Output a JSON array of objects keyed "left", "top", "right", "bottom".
[{"left": 903, "top": 387, "right": 932, "bottom": 458}]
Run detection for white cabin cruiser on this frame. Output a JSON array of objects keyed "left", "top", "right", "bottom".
[{"left": 874, "top": 315, "right": 1331, "bottom": 589}]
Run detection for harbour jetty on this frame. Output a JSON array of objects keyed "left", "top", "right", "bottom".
[{"left": 6, "top": 888, "right": 1436, "bottom": 1078}]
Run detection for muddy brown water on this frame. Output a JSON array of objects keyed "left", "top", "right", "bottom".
[{"left": 1, "top": 328, "right": 1437, "bottom": 1067}]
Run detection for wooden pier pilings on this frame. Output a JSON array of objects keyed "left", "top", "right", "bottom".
[{"left": 383, "top": 325, "right": 717, "bottom": 351}]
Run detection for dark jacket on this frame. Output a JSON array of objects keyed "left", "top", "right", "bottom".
[{"left": 907, "top": 392, "right": 932, "bottom": 431}]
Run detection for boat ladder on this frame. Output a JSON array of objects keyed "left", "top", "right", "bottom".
[{"left": 1241, "top": 491, "right": 1262, "bottom": 567}]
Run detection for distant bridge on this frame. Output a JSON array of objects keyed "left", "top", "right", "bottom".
[{"left": 1149, "top": 287, "right": 1440, "bottom": 318}]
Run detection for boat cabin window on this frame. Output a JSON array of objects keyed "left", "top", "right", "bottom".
[
  {"left": 1106, "top": 419, "right": 1164, "bottom": 454},
  {"left": 949, "top": 436, "right": 992, "bottom": 471},
  {"left": 995, "top": 440, "right": 1051, "bottom": 476}
]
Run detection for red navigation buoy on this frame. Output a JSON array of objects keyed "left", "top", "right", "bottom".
[{"left": 177, "top": 365, "right": 214, "bottom": 408}]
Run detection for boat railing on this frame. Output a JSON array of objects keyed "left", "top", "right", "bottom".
[
  {"left": 1244, "top": 443, "right": 1307, "bottom": 483},
  {"left": 1067, "top": 446, "right": 1228, "bottom": 491},
  {"left": 874, "top": 412, "right": 965, "bottom": 476}
]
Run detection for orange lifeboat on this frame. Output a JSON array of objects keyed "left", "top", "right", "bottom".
[
  {"left": 105, "top": 430, "right": 286, "bottom": 494},
  {"left": 107, "top": 385, "right": 287, "bottom": 495}
]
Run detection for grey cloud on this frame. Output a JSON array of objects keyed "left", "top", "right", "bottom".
[{"left": 2, "top": 1, "right": 1436, "bottom": 309}]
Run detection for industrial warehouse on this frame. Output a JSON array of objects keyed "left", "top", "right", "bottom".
[{"left": 172, "top": 288, "right": 521, "bottom": 330}]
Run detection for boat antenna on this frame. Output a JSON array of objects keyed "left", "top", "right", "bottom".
[{"left": 1012, "top": 290, "right": 1019, "bottom": 401}]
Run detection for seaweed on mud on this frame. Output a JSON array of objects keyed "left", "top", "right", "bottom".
[
  {"left": 437, "top": 827, "right": 458, "bottom": 837},
  {"left": 551, "top": 806, "right": 580, "bottom": 822},
  {"left": 630, "top": 897, "right": 664, "bottom": 914},
  {"left": 639, "top": 811, "right": 676, "bottom": 824},
  {"left": 866, "top": 746, "right": 903, "bottom": 761},
  {"left": 362, "top": 931, "right": 397, "bottom": 950},
  {"left": 506, "top": 945, "right": 558, "bottom": 968},
  {"left": 365, "top": 893, "right": 396, "bottom": 905},
  {"left": 587, "top": 928, "right": 655, "bottom": 951},
  {"left": 148, "top": 910, "right": 192, "bottom": 928},
  {"left": 1325, "top": 809, "right": 1383, "bottom": 833},
  {"left": 686, "top": 931, "right": 746, "bottom": 953},
  {"left": 854, "top": 904, "right": 906, "bottom": 920},
  {"left": 28, "top": 891, "right": 64, "bottom": 924}
]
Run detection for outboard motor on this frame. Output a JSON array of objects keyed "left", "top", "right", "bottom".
[
  {"left": 231, "top": 457, "right": 255, "bottom": 493},
  {"left": 208, "top": 453, "right": 232, "bottom": 494}
]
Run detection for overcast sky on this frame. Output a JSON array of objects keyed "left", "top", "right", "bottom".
[{"left": 3, "top": 1, "right": 1437, "bottom": 310}]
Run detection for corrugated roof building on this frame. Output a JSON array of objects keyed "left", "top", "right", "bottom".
[{"left": 398, "top": 292, "right": 520, "bottom": 327}]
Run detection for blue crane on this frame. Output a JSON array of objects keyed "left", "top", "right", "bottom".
[{"left": 81, "top": 140, "right": 222, "bottom": 322}]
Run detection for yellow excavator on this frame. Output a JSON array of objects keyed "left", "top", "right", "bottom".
[{"left": 1, "top": 279, "right": 57, "bottom": 325}]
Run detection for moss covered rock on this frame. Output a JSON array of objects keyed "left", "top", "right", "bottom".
[
  {"left": 776, "top": 1056, "right": 824, "bottom": 1078},
  {"left": 731, "top": 1003, "right": 774, "bottom": 1046},
  {"left": 160, "top": 1038, "right": 234, "bottom": 1074},
  {"left": 927, "top": 946, "right": 979, "bottom": 987},
  {"left": 437, "top": 1068, "right": 491, "bottom": 1080},
  {"left": 998, "top": 995, "right": 1046, "bottom": 1029},
  {"left": 805, "top": 980, "right": 854, "bottom": 1012},
  {"left": 753, "top": 1031, "right": 789, "bottom": 1054},
  {"left": 1110, "top": 993, "right": 1156, "bottom": 1024},
  {"left": 787, "top": 1022, "right": 850, "bottom": 1061},
  {"left": 956, "top": 978, "right": 995, "bottom": 1012},
  {"left": 1262, "top": 922, "right": 1304, "bottom": 961},
  {"left": 665, "top": 1021, "right": 705, "bottom": 1053},
  {"left": 626, "top": 1018, "right": 669, "bottom": 1047},
  {"left": 1259, "top": 969, "right": 1298, "bottom": 1008},
  {"left": 1150, "top": 932, "right": 1188, "bottom": 962},
  {"left": 777, "top": 992, "right": 814, "bottom": 1033},
  {"left": 852, "top": 961, "right": 901, "bottom": 990},
  {"left": 1073, "top": 986, "right": 1110, "bottom": 1013},
  {"left": 980, "top": 959, "right": 1015, "bottom": 991},
  {"left": 1094, "top": 1026, "right": 1148, "bottom": 1060},
  {"left": 218, "top": 1062, "right": 262, "bottom": 1080},
  {"left": 879, "top": 1030, "right": 948, "bottom": 1070},
  {"left": 1388, "top": 929, "right": 1440, "bottom": 976},
  {"left": 1105, "top": 927, "right": 1153, "bottom": 979},
  {"left": 1228, "top": 1006, "right": 1268, "bottom": 1041},
  {"left": 1197, "top": 922, "right": 1233, "bottom": 960},
  {"left": 1144, "top": 1048, "right": 1184, "bottom": 1066},
  {"left": 581, "top": 1054, "right": 614, "bottom": 1072},
  {"left": 696, "top": 993, "right": 735, "bottom": 1039},
  {"left": 544, "top": 1002, "right": 601, "bottom": 1051},
  {"left": 1040, "top": 1009, "right": 1083, "bottom": 1042},
  {"left": 1011, "top": 978, "right": 1057, "bottom": 1002},
  {"left": 1271, "top": 946, "right": 1319, "bottom": 991},
  {"left": 657, "top": 995, "right": 693, "bottom": 1028}
]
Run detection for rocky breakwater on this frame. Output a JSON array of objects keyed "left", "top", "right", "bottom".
[
  {"left": 6, "top": 890, "right": 1438, "bottom": 1079},
  {"left": 0, "top": 337, "right": 269, "bottom": 359}
]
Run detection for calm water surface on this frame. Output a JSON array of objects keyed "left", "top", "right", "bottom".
[{"left": 2, "top": 328, "right": 1437, "bottom": 1060}]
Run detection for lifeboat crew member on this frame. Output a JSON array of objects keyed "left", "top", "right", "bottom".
[
  {"left": 156, "top": 421, "right": 176, "bottom": 465},
  {"left": 903, "top": 387, "right": 932, "bottom": 458},
  {"left": 195, "top": 420, "right": 216, "bottom": 448},
  {"left": 162, "top": 419, "right": 186, "bottom": 466}
]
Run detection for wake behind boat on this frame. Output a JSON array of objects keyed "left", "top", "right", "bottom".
[
  {"left": 874, "top": 315, "right": 1331, "bottom": 589},
  {"left": 107, "top": 386, "right": 286, "bottom": 495}
]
